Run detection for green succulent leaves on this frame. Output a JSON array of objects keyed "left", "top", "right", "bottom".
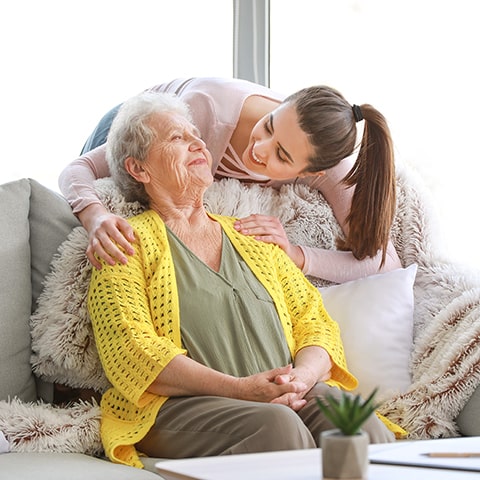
[{"left": 316, "top": 388, "right": 380, "bottom": 436}]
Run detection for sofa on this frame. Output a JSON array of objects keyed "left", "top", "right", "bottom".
[{"left": 1, "top": 170, "right": 479, "bottom": 478}]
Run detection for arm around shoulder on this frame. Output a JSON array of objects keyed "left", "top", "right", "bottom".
[
  {"left": 58, "top": 144, "right": 110, "bottom": 214},
  {"left": 300, "top": 240, "right": 401, "bottom": 283},
  {"left": 59, "top": 144, "right": 136, "bottom": 269}
]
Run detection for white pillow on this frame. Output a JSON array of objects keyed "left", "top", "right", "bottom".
[{"left": 320, "top": 264, "right": 417, "bottom": 401}]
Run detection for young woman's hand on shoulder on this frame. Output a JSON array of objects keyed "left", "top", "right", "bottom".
[
  {"left": 234, "top": 214, "right": 305, "bottom": 270},
  {"left": 78, "top": 203, "right": 136, "bottom": 269}
]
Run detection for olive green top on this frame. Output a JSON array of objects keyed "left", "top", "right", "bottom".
[{"left": 167, "top": 228, "right": 292, "bottom": 376}]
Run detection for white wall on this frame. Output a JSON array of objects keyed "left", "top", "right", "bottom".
[
  {"left": 0, "top": 0, "right": 232, "bottom": 192},
  {"left": 270, "top": 0, "right": 480, "bottom": 269}
]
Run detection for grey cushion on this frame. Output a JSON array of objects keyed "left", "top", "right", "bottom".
[
  {"left": 456, "top": 385, "right": 480, "bottom": 436},
  {"left": 0, "top": 179, "right": 36, "bottom": 402},
  {"left": 29, "top": 178, "right": 80, "bottom": 309},
  {"left": 28, "top": 179, "right": 81, "bottom": 401},
  {"left": 0, "top": 453, "right": 163, "bottom": 480},
  {"left": 0, "top": 178, "right": 80, "bottom": 403}
]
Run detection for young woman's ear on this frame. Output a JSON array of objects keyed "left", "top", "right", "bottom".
[{"left": 125, "top": 157, "right": 150, "bottom": 183}]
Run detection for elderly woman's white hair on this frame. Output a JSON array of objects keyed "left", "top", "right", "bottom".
[{"left": 106, "top": 91, "right": 193, "bottom": 205}]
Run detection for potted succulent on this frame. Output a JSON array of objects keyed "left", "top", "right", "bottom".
[{"left": 316, "top": 389, "right": 379, "bottom": 479}]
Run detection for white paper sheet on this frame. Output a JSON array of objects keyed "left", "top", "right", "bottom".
[{"left": 369, "top": 436, "right": 480, "bottom": 472}]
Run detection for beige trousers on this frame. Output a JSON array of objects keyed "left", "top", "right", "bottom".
[{"left": 136, "top": 383, "right": 394, "bottom": 459}]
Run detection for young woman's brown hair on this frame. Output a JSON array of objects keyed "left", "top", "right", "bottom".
[{"left": 285, "top": 86, "right": 395, "bottom": 265}]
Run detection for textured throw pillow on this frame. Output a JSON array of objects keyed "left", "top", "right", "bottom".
[{"left": 320, "top": 264, "right": 417, "bottom": 401}]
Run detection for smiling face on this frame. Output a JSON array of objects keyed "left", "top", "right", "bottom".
[
  {"left": 136, "top": 111, "right": 214, "bottom": 200},
  {"left": 241, "top": 102, "right": 317, "bottom": 180}
]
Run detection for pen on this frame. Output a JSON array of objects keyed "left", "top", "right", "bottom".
[{"left": 422, "top": 452, "right": 480, "bottom": 458}]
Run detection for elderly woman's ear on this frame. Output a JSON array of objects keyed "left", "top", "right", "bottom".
[{"left": 125, "top": 157, "right": 149, "bottom": 184}]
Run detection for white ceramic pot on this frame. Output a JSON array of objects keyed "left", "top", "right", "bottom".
[{"left": 320, "top": 429, "right": 369, "bottom": 479}]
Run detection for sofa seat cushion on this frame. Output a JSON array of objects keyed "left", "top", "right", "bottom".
[
  {"left": 0, "top": 452, "right": 161, "bottom": 480},
  {"left": 0, "top": 179, "right": 36, "bottom": 402}
]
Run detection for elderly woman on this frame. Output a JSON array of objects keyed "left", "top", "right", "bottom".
[{"left": 87, "top": 91, "right": 396, "bottom": 469}]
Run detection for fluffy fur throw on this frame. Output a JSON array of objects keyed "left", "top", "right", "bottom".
[
  {"left": 5, "top": 162, "right": 479, "bottom": 454},
  {"left": 0, "top": 398, "right": 102, "bottom": 455}
]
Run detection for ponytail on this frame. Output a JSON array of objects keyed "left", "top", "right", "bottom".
[
  {"left": 337, "top": 105, "right": 396, "bottom": 266},
  {"left": 286, "top": 86, "right": 396, "bottom": 265}
]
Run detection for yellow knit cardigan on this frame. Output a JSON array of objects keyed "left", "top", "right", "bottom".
[{"left": 87, "top": 210, "right": 358, "bottom": 468}]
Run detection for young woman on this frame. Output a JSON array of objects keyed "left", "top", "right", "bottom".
[{"left": 59, "top": 77, "right": 401, "bottom": 283}]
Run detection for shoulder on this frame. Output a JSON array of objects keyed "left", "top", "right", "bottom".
[
  {"left": 129, "top": 210, "right": 167, "bottom": 241},
  {"left": 190, "top": 78, "right": 286, "bottom": 107},
  {"left": 129, "top": 209, "right": 160, "bottom": 226},
  {"left": 210, "top": 213, "right": 278, "bottom": 255},
  {"left": 148, "top": 77, "right": 285, "bottom": 109},
  {"left": 208, "top": 213, "right": 236, "bottom": 232}
]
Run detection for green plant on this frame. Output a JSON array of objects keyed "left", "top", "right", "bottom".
[{"left": 316, "top": 388, "right": 380, "bottom": 436}]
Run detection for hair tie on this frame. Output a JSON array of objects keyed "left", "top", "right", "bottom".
[{"left": 352, "top": 104, "right": 363, "bottom": 122}]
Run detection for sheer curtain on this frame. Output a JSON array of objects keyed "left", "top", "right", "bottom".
[
  {"left": 0, "top": 0, "right": 232, "bottom": 192},
  {"left": 270, "top": 0, "right": 480, "bottom": 269}
]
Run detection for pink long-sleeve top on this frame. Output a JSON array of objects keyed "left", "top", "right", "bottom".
[{"left": 58, "top": 77, "right": 401, "bottom": 283}]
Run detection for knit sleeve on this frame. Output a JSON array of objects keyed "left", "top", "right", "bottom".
[
  {"left": 273, "top": 247, "right": 358, "bottom": 391},
  {"left": 87, "top": 214, "right": 186, "bottom": 407}
]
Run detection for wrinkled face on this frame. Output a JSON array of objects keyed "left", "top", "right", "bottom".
[
  {"left": 142, "top": 111, "right": 214, "bottom": 194},
  {"left": 242, "top": 102, "right": 317, "bottom": 180}
]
